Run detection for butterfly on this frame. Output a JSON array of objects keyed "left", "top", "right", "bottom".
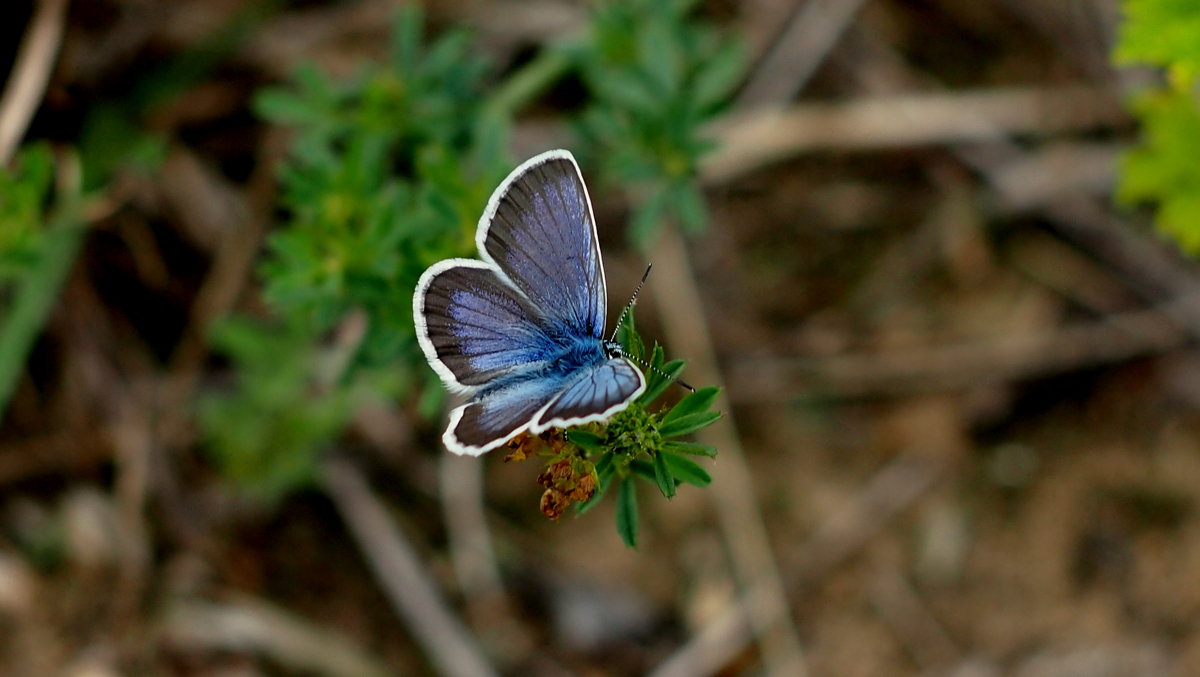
[{"left": 413, "top": 149, "right": 646, "bottom": 456}]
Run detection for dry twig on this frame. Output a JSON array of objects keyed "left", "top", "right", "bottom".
[
  {"left": 321, "top": 458, "right": 497, "bottom": 677},
  {"left": 727, "top": 298, "right": 1188, "bottom": 401},
  {"left": 651, "top": 225, "right": 809, "bottom": 677},
  {"left": 737, "top": 0, "right": 871, "bottom": 108},
  {"left": 705, "top": 85, "right": 1128, "bottom": 184},
  {"left": 0, "top": 0, "right": 68, "bottom": 165},
  {"left": 651, "top": 456, "right": 943, "bottom": 676},
  {"left": 159, "top": 595, "right": 393, "bottom": 677}
]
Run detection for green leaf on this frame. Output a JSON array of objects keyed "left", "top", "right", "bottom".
[
  {"left": 1117, "top": 89, "right": 1200, "bottom": 253},
  {"left": 638, "top": 351, "right": 684, "bottom": 404},
  {"left": 652, "top": 451, "right": 676, "bottom": 498},
  {"left": 616, "top": 478, "right": 639, "bottom": 548},
  {"left": 663, "top": 385, "right": 720, "bottom": 423},
  {"left": 692, "top": 38, "right": 745, "bottom": 111},
  {"left": 659, "top": 411, "right": 722, "bottom": 438},
  {"left": 1115, "top": 0, "right": 1200, "bottom": 87},
  {"left": 566, "top": 429, "right": 607, "bottom": 454},
  {"left": 663, "top": 440, "right": 718, "bottom": 457},
  {"left": 629, "top": 459, "right": 657, "bottom": 483},
  {"left": 616, "top": 308, "right": 645, "bottom": 362},
  {"left": 670, "top": 180, "right": 708, "bottom": 234},
  {"left": 662, "top": 452, "right": 711, "bottom": 487}
]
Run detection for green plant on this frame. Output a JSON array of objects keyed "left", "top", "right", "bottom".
[
  {"left": 202, "top": 3, "right": 736, "bottom": 542},
  {"left": 500, "top": 318, "right": 721, "bottom": 548},
  {"left": 566, "top": 313, "right": 721, "bottom": 548},
  {"left": 572, "top": 0, "right": 743, "bottom": 248},
  {"left": 1115, "top": 0, "right": 1200, "bottom": 252},
  {"left": 0, "top": 146, "right": 85, "bottom": 416}
]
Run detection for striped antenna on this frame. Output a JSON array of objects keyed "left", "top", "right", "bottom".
[
  {"left": 610, "top": 264, "right": 653, "bottom": 343},
  {"left": 611, "top": 264, "right": 695, "bottom": 392}
]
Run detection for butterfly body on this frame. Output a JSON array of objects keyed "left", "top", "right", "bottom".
[{"left": 413, "top": 150, "right": 646, "bottom": 456}]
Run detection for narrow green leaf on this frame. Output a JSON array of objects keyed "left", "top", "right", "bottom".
[
  {"left": 638, "top": 353, "right": 685, "bottom": 404},
  {"left": 566, "top": 429, "right": 607, "bottom": 454},
  {"left": 629, "top": 459, "right": 657, "bottom": 483},
  {"left": 663, "top": 440, "right": 717, "bottom": 457},
  {"left": 692, "top": 39, "right": 745, "bottom": 111},
  {"left": 663, "top": 385, "right": 719, "bottom": 423},
  {"left": 662, "top": 452, "right": 711, "bottom": 487},
  {"left": 616, "top": 478, "right": 639, "bottom": 548},
  {"left": 652, "top": 451, "right": 676, "bottom": 498},
  {"left": 659, "top": 410, "right": 722, "bottom": 438},
  {"left": 670, "top": 181, "right": 708, "bottom": 234}
]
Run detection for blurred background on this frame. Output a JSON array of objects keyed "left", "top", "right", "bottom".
[{"left": 3, "top": 0, "right": 1199, "bottom": 675}]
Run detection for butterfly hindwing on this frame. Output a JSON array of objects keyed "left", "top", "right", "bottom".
[
  {"left": 478, "top": 150, "right": 606, "bottom": 339},
  {"left": 535, "top": 357, "right": 646, "bottom": 431},
  {"left": 444, "top": 375, "right": 569, "bottom": 456}
]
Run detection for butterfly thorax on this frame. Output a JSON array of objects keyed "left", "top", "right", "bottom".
[{"left": 474, "top": 334, "right": 610, "bottom": 400}]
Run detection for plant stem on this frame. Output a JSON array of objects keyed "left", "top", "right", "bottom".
[
  {"left": 0, "top": 215, "right": 85, "bottom": 416},
  {"left": 484, "top": 47, "right": 573, "bottom": 121}
]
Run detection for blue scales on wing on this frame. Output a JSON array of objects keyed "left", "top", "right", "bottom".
[
  {"left": 413, "top": 150, "right": 647, "bottom": 455},
  {"left": 480, "top": 154, "right": 606, "bottom": 339},
  {"left": 537, "top": 358, "right": 645, "bottom": 429},
  {"left": 444, "top": 375, "right": 568, "bottom": 455},
  {"left": 416, "top": 260, "right": 557, "bottom": 390}
]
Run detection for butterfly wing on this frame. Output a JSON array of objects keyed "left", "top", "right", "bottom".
[
  {"left": 415, "top": 149, "right": 644, "bottom": 455},
  {"left": 444, "top": 375, "right": 570, "bottom": 456},
  {"left": 414, "top": 260, "right": 557, "bottom": 392},
  {"left": 534, "top": 357, "right": 646, "bottom": 431},
  {"left": 477, "top": 150, "right": 606, "bottom": 339}
]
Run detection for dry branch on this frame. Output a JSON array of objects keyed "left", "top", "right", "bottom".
[
  {"left": 651, "top": 456, "right": 943, "bottom": 677},
  {"left": 705, "top": 85, "right": 1128, "bottom": 184},
  {"left": 737, "top": 0, "right": 871, "bottom": 108},
  {"left": 159, "top": 595, "right": 393, "bottom": 677},
  {"left": 0, "top": 0, "right": 68, "bottom": 164},
  {"left": 321, "top": 458, "right": 497, "bottom": 677},
  {"left": 651, "top": 225, "right": 809, "bottom": 677},
  {"left": 727, "top": 299, "right": 1187, "bottom": 401}
]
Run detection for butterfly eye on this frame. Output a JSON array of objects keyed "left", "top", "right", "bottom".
[{"left": 602, "top": 340, "right": 623, "bottom": 359}]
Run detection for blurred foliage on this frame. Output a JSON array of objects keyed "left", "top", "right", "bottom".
[
  {"left": 1117, "top": 90, "right": 1200, "bottom": 252},
  {"left": 0, "top": 144, "right": 56, "bottom": 282},
  {"left": 0, "top": 147, "right": 84, "bottom": 417},
  {"left": 253, "top": 8, "right": 508, "bottom": 367},
  {"left": 2, "top": 2, "right": 262, "bottom": 419},
  {"left": 572, "top": 0, "right": 744, "bottom": 248},
  {"left": 201, "top": 3, "right": 734, "bottom": 532},
  {"left": 1115, "top": 0, "right": 1200, "bottom": 252},
  {"left": 1115, "top": 0, "right": 1200, "bottom": 88},
  {"left": 198, "top": 318, "right": 400, "bottom": 504}
]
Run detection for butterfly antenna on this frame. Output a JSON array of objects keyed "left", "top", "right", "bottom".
[
  {"left": 610, "top": 263, "right": 652, "bottom": 343},
  {"left": 626, "top": 351, "right": 695, "bottom": 393},
  {"left": 610, "top": 264, "right": 694, "bottom": 392}
]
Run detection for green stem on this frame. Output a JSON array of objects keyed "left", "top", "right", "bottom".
[
  {"left": 0, "top": 209, "right": 84, "bottom": 417},
  {"left": 484, "top": 47, "right": 573, "bottom": 121}
]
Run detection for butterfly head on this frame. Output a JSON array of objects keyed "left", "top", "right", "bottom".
[{"left": 602, "top": 339, "right": 625, "bottom": 360}]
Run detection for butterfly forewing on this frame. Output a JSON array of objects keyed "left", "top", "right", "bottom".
[
  {"left": 415, "top": 260, "right": 558, "bottom": 391},
  {"left": 479, "top": 151, "right": 606, "bottom": 339}
]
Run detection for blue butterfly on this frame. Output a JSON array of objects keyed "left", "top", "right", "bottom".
[{"left": 413, "top": 150, "right": 646, "bottom": 456}]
